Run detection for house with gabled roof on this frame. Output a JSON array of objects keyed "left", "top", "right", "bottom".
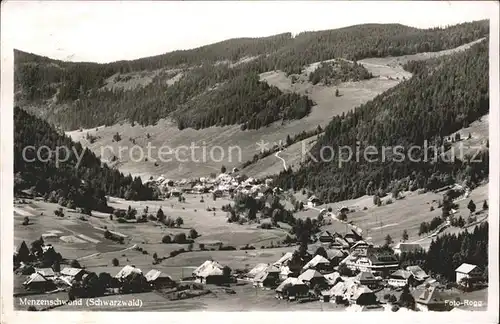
[
  {"left": 252, "top": 265, "right": 280, "bottom": 288},
  {"left": 303, "top": 255, "right": 332, "bottom": 272},
  {"left": 247, "top": 263, "right": 269, "bottom": 279},
  {"left": 414, "top": 286, "right": 451, "bottom": 311},
  {"left": 326, "top": 249, "right": 347, "bottom": 266},
  {"left": 115, "top": 265, "right": 142, "bottom": 280},
  {"left": 406, "top": 265, "right": 429, "bottom": 282},
  {"left": 298, "top": 269, "right": 327, "bottom": 289},
  {"left": 60, "top": 267, "right": 87, "bottom": 281},
  {"left": 35, "top": 267, "right": 55, "bottom": 278},
  {"left": 145, "top": 269, "right": 175, "bottom": 288},
  {"left": 273, "top": 252, "right": 294, "bottom": 267},
  {"left": 388, "top": 269, "right": 415, "bottom": 287},
  {"left": 323, "top": 272, "right": 343, "bottom": 287},
  {"left": 23, "top": 273, "right": 56, "bottom": 292},
  {"left": 354, "top": 271, "right": 380, "bottom": 289},
  {"left": 455, "top": 263, "right": 483, "bottom": 287},
  {"left": 275, "top": 277, "right": 309, "bottom": 300},
  {"left": 193, "top": 260, "right": 230, "bottom": 284},
  {"left": 351, "top": 286, "right": 377, "bottom": 305},
  {"left": 307, "top": 195, "right": 320, "bottom": 207}
]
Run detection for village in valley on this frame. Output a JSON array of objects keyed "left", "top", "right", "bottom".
[
  {"left": 13, "top": 168, "right": 489, "bottom": 312},
  {"left": 8, "top": 3, "right": 494, "bottom": 315}
]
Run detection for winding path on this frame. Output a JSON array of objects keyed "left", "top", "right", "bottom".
[{"left": 274, "top": 150, "right": 287, "bottom": 171}]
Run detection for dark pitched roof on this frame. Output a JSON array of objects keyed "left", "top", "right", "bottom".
[{"left": 415, "top": 286, "right": 446, "bottom": 305}]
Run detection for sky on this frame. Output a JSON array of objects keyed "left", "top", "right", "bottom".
[{"left": 1, "top": 1, "right": 497, "bottom": 63}]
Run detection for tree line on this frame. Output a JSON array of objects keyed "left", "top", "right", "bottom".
[
  {"left": 273, "top": 40, "right": 489, "bottom": 203},
  {"left": 15, "top": 20, "right": 488, "bottom": 130},
  {"left": 399, "top": 222, "right": 488, "bottom": 282},
  {"left": 14, "top": 107, "right": 157, "bottom": 212}
]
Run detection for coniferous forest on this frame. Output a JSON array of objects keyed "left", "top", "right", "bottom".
[
  {"left": 14, "top": 21, "right": 488, "bottom": 131},
  {"left": 14, "top": 107, "right": 157, "bottom": 212},
  {"left": 273, "top": 40, "right": 489, "bottom": 203},
  {"left": 399, "top": 222, "right": 488, "bottom": 282}
]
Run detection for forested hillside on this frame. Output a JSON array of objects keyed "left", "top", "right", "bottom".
[
  {"left": 308, "top": 60, "right": 373, "bottom": 85},
  {"left": 15, "top": 20, "right": 488, "bottom": 130},
  {"left": 273, "top": 40, "right": 489, "bottom": 202},
  {"left": 399, "top": 222, "right": 488, "bottom": 282},
  {"left": 14, "top": 107, "right": 157, "bottom": 212}
]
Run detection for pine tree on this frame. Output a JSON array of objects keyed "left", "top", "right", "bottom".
[
  {"left": 402, "top": 230, "right": 409, "bottom": 241},
  {"left": 467, "top": 200, "right": 476, "bottom": 215}
]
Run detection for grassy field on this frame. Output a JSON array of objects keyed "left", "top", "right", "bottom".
[
  {"left": 66, "top": 39, "right": 483, "bottom": 182},
  {"left": 13, "top": 180, "right": 489, "bottom": 311},
  {"left": 293, "top": 182, "right": 489, "bottom": 247},
  {"left": 66, "top": 53, "right": 409, "bottom": 181}
]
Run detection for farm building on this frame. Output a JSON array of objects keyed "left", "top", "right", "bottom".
[
  {"left": 354, "top": 271, "right": 380, "bottom": 289},
  {"left": 275, "top": 277, "right": 309, "bottom": 300},
  {"left": 406, "top": 265, "right": 429, "bottom": 282},
  {"left": 247, "top": 263, "right": 269, "bottom": 279},
  {"left": 393, "top": 242, "right": 424, "bottom": 255},
  {"left": 23, "top": 273, "right": 56, "bottom": 292},
  {"left": 413, "top": 286, "right": 450, "bottom": 311},
  {"left": 273, "top": 252, "right": 293, "bottom": 267},
  {"left": 298, "top": 269, "right": 327, "bottom": 289},
  {"left": 351, "top": 286, "right": 377, "bottom": 305},
  {"left": 326, "top": 249, "right": 347, "bottom": 266},
  {"left": 252, "top": 265, "right": 280, "bottom": 288},
  {"left": 323, "top": 278, "right": 357, "bottom": 304},
  {"left": 302, "top": 255, "right": 332, "bottom": 272},
  {"left": 115, "top": 265, "right": 142, "bottom": 280},
  {"left": 145, "top": 269, "right": 175, "bottom": 288},
  {"left": 323, "top": 272, "right": 343, "bottom": 287},
  {"left": 388, "top": 269, "right": 415, "bottom": 287},
  {"left": 455, "top": 263, "right": 483, "bottom": 287},
  {"left": 35, "top": 268, "right": 55, "bottom": 279},
  {"left": 60, "top": 267, "right": 87, "bottom": 281},
  {"left": 307, "top": 195, "right": 320, "bottom": 207},
  {"left": 193, "top": 260, "right": 231, "bottom": 284}
]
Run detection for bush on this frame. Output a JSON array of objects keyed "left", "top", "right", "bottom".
[
  {"left": 189, "top": 229, "right": 199, "bottom": 239},
  {"left": 112, "top": 258, "right": 119, "bottom": 266},
  {"left": 218, "top": 245, "right": 237, "bottom": 251},
  {"left": 170, "top": 249, "right": 186, "bottom": 257},
  {"left": 173, "top": 233, "right": 187, "bottom": 244},
  {"left": 70, "top": 260, "right": 81, "bottom": 268},
  {"left": 162, "top": 235, "right": 172, "bottom": 244},
  {"left": 260, "top": 222, "right": 273, "bottom": 229}
]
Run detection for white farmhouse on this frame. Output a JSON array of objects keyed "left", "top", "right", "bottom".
[{"left": 455, "top": 263, "right": 483, "bottom": 286}]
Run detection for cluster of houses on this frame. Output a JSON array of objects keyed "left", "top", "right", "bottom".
[
  {"left": 235, "top": 230, "right": 487, "bottom": 311},
  {"left": 146, "top": 172, "right": 276, "bottom": 198},
  {"left": 21, "top": 263, "right": 176, "bottom": 294}
]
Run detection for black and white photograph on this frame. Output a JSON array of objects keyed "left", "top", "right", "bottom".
[{"left": 0, "top": 1, "right": 498, "bottom": 322}]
